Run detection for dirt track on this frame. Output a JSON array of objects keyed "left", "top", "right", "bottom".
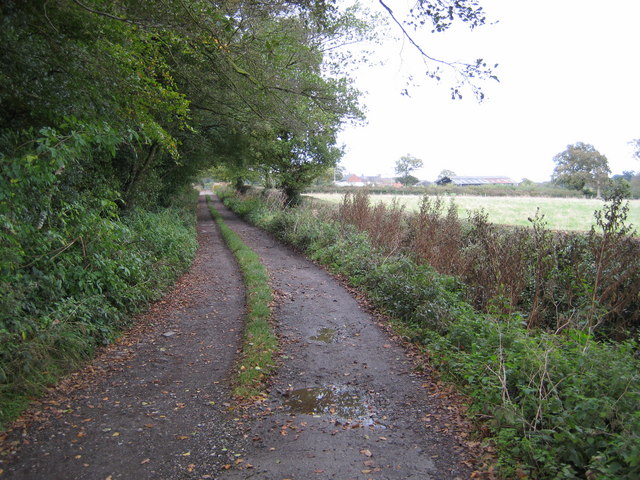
[{"left": 1, "top": 194, "right": 476, "bottom": 479}]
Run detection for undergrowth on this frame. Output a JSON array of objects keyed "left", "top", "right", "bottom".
[
  {"left": 0, "top": 188, "right": 198, "bottom": 429},
  {"left": 218, "top": 186, "right": 640, "bottom": 480},
  {"left": 206, "top": 197, "right": 276, "bottom": 399}
]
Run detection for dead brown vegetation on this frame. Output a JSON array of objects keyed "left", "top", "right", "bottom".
[{"left": 335, "top": 190, "right": 640, "bottom": 338}]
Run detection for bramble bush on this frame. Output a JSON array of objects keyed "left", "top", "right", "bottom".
[{"left": 219, "top": 187, "right": 640, "bottom": 480}]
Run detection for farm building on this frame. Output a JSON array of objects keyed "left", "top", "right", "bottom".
[
  {"left": 362, "top": 175, "right": 397, "bottom": 186},
  {"left": 437, "top": 176, "right": 515, "bottom": 186},
  {"left": 336, "top": 174, "right": 399, "bottom": 187},
  {"left": 337, "top": 174, "right": 365, "bottom": 186}
]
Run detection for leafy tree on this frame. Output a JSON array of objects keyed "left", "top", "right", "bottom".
[
  {"left": 551, "top": 142, "right": 611, "bottom": 198},
  {"left": 630, "top": 173, "right": 640, "bottom": 198},
  {"left": 395, "top": 154, "right": 424, "bottom": 186},
  {"left": 436, "top": 169, "right": 456, "bottom": 185}
]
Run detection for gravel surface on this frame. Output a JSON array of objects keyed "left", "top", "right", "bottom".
[
  {"left": 211, "top": 196, "right": 474, "bottom": 480},
  {"left": 1, "top": 195, "right": 248, "bottom": 479},
  {"left": 1, "top": 194, "right": 478, "bottom": 480}
]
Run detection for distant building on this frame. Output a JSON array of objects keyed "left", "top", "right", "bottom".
[
  {"left": 336, "top": 174, "right": 398, "bottom": 187},
  {"left": 437, "top": 176, "right": 515, "bottom": 186},
  {"left": 362, "top": 175, "right": 397, "bottom": 186},
  {"left": 335, "top": 174, "right": 365, "bottom": 187}
]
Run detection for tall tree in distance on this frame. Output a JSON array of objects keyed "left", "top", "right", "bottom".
[
  {"left": 552, "top": 142, "right": 611, "bottom": 198},
  {"left": 436, "top": 169, "right": 456, "bottom": 184},
  {"left": 395, "top": 153, "right": 424, "bottom": 186}
]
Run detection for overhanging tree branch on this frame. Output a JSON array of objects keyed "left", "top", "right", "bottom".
[
  {"left": 378, "top": 0, "right": 448, "bottom": 66},
  {"left": 377, "top": 0, "right": 498, "bottom": 100},
  {"left": 70, "top": 0, "right": 142, "bottom": 25}
]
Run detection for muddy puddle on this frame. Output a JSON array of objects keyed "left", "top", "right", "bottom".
[
  {"left": 284, "top": 385, "right": 381, "bottom": 427},
  {"left": 309, "top": 327, "right": 336, "bottom": 343}
]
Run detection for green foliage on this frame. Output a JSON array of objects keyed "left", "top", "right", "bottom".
[
  {"left": 0, "top": 183, "right": 197, "bottom": 428},
  {"left": 552, "top": 142, "right": 611, "bottom": 198},
  {"left": 220, "top": 188, "right": 640, "bottom": 480}
]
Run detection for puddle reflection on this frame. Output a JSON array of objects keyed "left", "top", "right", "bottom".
[
  {"left": 309, "top": 328, "right": 336, "bottom": 343},
  {"left": 284, "top": 385, "right": 380, "bottom": 426}
]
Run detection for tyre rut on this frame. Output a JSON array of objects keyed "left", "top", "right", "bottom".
[
  {"left": 211, "top": 196, "right": 472, "bottom": 480},
  {"left": 1, "top": 195, "right": 248, "bottom": 479}
]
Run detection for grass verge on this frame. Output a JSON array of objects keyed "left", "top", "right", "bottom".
[{"left": 206, "top": 197, "right": 277, "bottom": 399}]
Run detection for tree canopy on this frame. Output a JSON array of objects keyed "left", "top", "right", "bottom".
[
  {"left": 551, "top": 142, "right": 611, "bottom": 198},
  {"left": 1, "top": 0, "right": 370, "bottom": 209},
  {"left": 395, "top": 154, "right": 424, "bottom": 186}
]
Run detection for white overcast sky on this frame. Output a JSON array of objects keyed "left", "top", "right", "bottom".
[{"left": 336, "top": 0, "right": 640, "bottom": 182}]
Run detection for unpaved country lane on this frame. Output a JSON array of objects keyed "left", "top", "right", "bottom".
[
  {"left": 1, "top": 195, "right": 248, "bottom": 479},
  {"left": 211, "top": 196, "right": 473, "bottom": 480}
]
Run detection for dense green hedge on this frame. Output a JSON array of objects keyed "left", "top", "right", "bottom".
[
  {"left": 0, "top": 188, "right": 198, "bottom": 428},
  {"left": 218, "top": 188, "right": 640, "bottom": 480}
]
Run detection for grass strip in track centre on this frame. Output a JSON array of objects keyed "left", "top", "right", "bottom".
[{"left": 207, "top": 197, "right": 277, "bottom": 399}]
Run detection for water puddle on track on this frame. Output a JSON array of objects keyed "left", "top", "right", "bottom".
[
  {"left": 283, "top": 385, "right": 382, "bottom": 427},
  {"left": 309, "top": 327, "right": 336, "bottom": 343}
]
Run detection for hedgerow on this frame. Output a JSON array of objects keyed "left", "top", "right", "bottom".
[
  {"left": 0, "top": 181, "right": 197, "bottom": 428},
  {"left": 218, "top": 187, "right": 640, "bottom": 480},
  {"left": 336, "top": 190, "right": 640, "bottom": 338}
]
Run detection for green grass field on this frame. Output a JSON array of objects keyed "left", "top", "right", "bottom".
[{"left": 308, "top": 193, "right": 640, "bottom": 232}]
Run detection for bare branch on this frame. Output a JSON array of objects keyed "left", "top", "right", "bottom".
[{"left": 377, "top": 0, "right": 448, "bottom": 66}]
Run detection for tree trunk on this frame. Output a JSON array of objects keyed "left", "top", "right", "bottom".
[{"left": 122, "top": 142, "right": 159, "bottom": 209}]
